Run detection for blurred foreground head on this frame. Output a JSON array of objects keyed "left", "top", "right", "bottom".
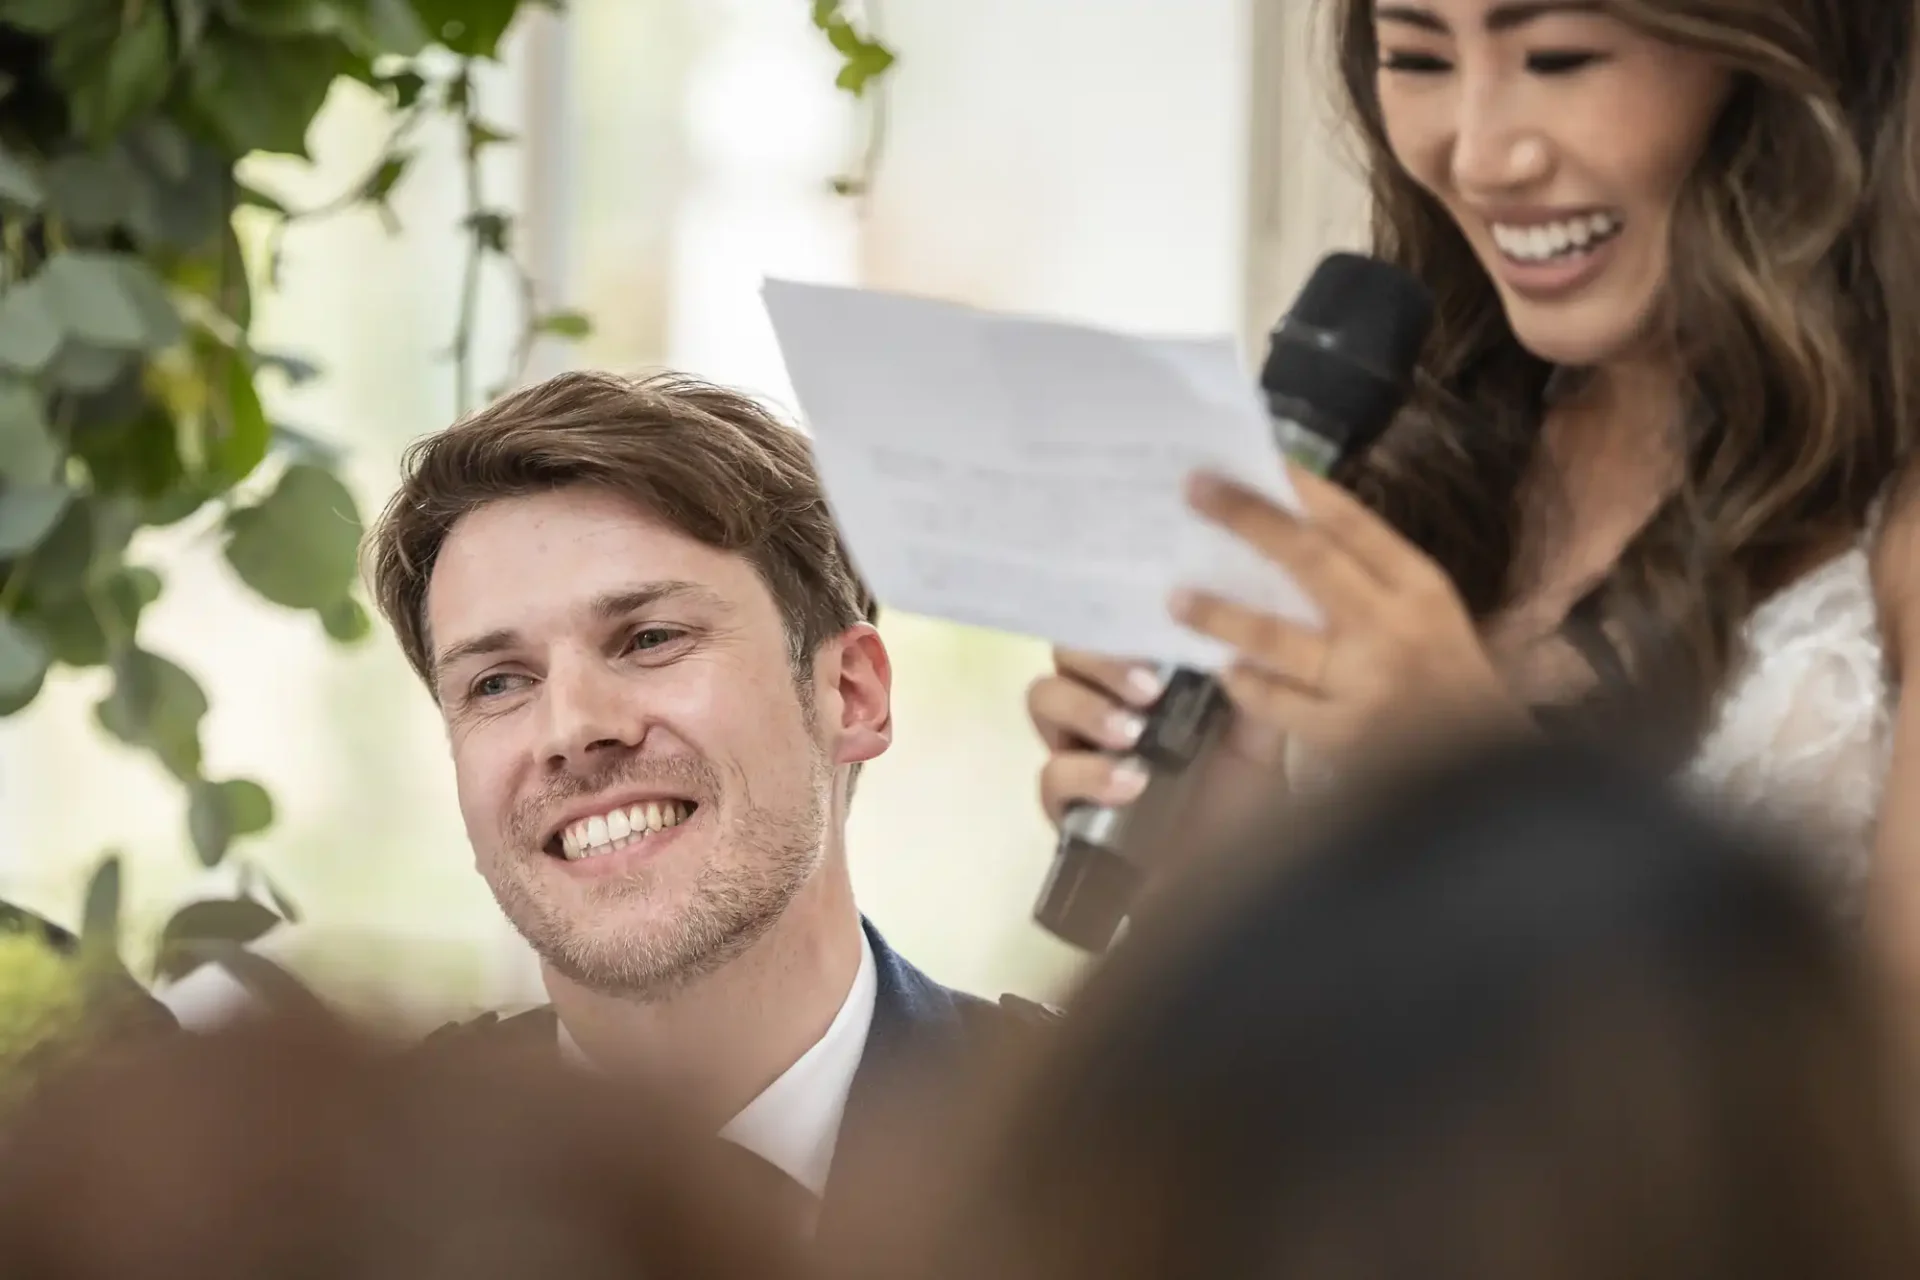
[
  {"left": 0, "top": 1013, "right": 806, "bottom": 1279},
  {"left": 855, "top": 740, "right": 1920, "bottom": 1280}
]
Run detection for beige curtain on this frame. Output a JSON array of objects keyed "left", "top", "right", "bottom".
[{"left": 1241, "top": 0, "right": 1371, "bottom": 351}]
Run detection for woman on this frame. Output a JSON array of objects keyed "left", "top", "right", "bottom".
[
  {"left": 844, "top": 741, "right": 1920, "bottom": 1279},
  {"left": 1031, "top": 3, "right": 1920, "bottom": 976}
]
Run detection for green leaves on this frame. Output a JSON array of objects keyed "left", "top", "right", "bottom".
[
  {"left": 79, "top": 1, "right": 174, "bottom": 145},
  {"left": 96, "top": 648, "right": 208, "bottom": 781},
  {"left": 34, "top": 564, "right": 160, "bottom": 669},
  {"left": 208, "top": 351, "right": 270, "bottom": 484},
  {"left": 811, "top": 0, "right": 897, "bottom": 97},
  {"left": 0, "top": 0, "right": 115, "bottom": 36},
  {"left": 0, "top": 0, "right": 626, "bottom": 979},
  {"left": 34, "top": 0, "right": 176, "bottom": 148},
  {"left": 410, "top": 0, "right": 524, "bottom": 58},
  {"left": 81, "top": 854, "right": 121, "bottom": 947},
  {"left": 465, "top": 209, "right": 509, "bottom": 254},
  {"left": 0, "top": 617, "right": 51, "bottom": 705},
  {"left": 223, "top": 463, "right": 364, "bottom": 611},
  {"left": 40, "top": 126, "right": 230, "bottom": 251},
  {"left": 185, "top": 28, "right": 345, "bottom": 157},
  {"left": 534, "top": 310, "right": 591, "bottom": 339},
  {"left": 154, "top": 896, "right": 283, "bottom": 982},
  {"left": 0, "top": 144, "right": 45, "bottom": 210},
  {"left": 0, "top": 252, "right": 183, "bottom": 377},
  {"left": 352, "top": 0, "right": 433, "bottom": 57},
  {"left": 188, "top": 778, "right": 274, "bottom": 866},
  {"left": 0, "top": 380, "right": 60, "bottom": 485},
  {"left": 0, "top": 484, "right": 72, "bottom": 557},
  {"left": 319, "top": 596, "right": 371, "bottom": 642},
  {"left": 0, "top": 279, "right": 64, "bottom": 374},
  {"left": 43, "top": 150, "right": 137, "bottom": 235}
]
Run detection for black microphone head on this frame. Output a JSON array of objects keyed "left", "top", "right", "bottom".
[
  {"left": 1287, "top": 251, "right": 1434, "bottom": 381},
  {"left": 1261, "top": 252, "right": 1434, "bottom": 458}
]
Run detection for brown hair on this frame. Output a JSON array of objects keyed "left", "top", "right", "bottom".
[
  {"left": 366, "top": 370, "right": 873, "bottom": 692},
  {"left": 0, "top": 1013, "right": 809, "bottom": 1279},
  {"left": 1327, "top": 0, "right": 1920, "bottom": 750}
]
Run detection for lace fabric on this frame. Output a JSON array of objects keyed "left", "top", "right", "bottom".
[
  {"left": 1685, "top": 547, "right": 1895, "bottom": 916},
  {"left": 1279, "top": 529, "right": 1897, "bottom": 914}
]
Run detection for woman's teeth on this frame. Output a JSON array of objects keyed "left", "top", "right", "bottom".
[
  {"left": 1491, "top": 211, "right": 1622, "bottom": 264},
  {"left": 560, "top": 800, "right": 694, "bottom": 860}
]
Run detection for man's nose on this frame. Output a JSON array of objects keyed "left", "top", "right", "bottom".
[{"left": 536, "top": 653, "right": 645, "bottom": 771}]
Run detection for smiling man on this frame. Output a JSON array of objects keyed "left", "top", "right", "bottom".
[{"left": 365, "top": 371, "right": 1024, "bottom": 1209}]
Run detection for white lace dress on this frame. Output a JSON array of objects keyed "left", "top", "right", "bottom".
[{"left": 1685, "top": 546, "right": 1897, "bottom": 915}]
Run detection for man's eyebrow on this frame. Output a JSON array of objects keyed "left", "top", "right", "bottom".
[{"left": 428, "top": 580, "right": 726, "bottom": 691}]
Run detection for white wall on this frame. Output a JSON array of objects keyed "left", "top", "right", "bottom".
[
  {"left": 1243, "top": 0, "right": 1371, "bottom": 346},
  {"left": 828, "top": 0, "right": 1262, "bottom": 996},
  {"left": 860, "top": 0, "right": 1253, "bottom": 338}
]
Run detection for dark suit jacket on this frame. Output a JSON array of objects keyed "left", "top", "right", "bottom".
[{"left": 426, "top": 918, "right": 1051, "bottom": 1212}]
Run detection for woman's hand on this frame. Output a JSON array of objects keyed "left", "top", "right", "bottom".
[
  {"left": 1172, "top": 469, "right": 1528, "bottom": 765},
  {"left": 1026, "top": 650, "right": 1287, "bottom": 831}
]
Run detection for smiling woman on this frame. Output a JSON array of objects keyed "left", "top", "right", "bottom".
[
  {"left": 1369, "top": 0, "right": 1731, "bottom": 355},
  {"left": 1027, "top": 0, "right": 1920, "bottom": 1009}
]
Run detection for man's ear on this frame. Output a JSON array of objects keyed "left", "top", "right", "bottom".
[{"left": 818, "top": 623, "right": 892, "bottom": 766}]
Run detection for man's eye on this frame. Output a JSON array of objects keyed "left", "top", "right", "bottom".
[
  {"left": 629, "top": 628, "right": 684, "bottom": 652},
  {"left": 473, "top": 672, "right": 526, "bottom": 699}
]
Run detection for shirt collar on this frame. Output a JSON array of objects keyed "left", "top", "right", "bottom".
[{"left": 556, "top": 928, "right": 878, "bottom": 1197}]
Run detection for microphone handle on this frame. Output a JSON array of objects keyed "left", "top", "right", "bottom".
[{"left": 1034, "top": 402, "right": 1349, "bottom": 951}]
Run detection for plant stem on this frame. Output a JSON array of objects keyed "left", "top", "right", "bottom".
[
  {"left": 261, "top": 100, "right": 431, "bottom": 285},
  {"left": 452, "top": 66, "right": 482, "bottom": 416}
]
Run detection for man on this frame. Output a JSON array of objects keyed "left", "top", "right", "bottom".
[{"left": 364, "top": 371, "right": 1041, "bottom": 1211}]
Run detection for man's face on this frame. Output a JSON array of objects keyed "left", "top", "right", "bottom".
[{"left": 426, "top": 485, "right": 878, "bottom": 997}]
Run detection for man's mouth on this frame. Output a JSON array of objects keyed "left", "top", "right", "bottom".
[{"left": 548, "top": 800, "right": 699, "bottom": 861}]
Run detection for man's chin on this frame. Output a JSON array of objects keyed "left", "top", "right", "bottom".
[{"left": 533, "top": 906, "right": 749, "bottom": 999}]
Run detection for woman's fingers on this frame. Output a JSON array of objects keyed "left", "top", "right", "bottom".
[
  {"left": 1039, "top": 751, "right": 1148, "bottom": 824},
  {"left": 1027, "top": 672, "right": 1151, "bottom": 753}
]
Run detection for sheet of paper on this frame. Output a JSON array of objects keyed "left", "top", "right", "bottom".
[{"left": 760, "top": 278, "right": 1322, "bottom": 669}]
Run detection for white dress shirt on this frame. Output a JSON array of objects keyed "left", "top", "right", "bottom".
[{"left": 557, "top": 928, "right": 878, "bottom": 1197}]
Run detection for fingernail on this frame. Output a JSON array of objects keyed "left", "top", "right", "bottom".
[
  {"left": 1124, "top": 667, "right": 1164, "bottom": 704},
  {"left": 1104, "top": 710, "right": 1146, "bottom": 747},
  {"left": 1107, "top": 760, "right": 1150, "bottom": 801}
]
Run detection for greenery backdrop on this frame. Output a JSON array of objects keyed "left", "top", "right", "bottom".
[{"left": 0, "top": 0, "right": 893, "bottom": 999}]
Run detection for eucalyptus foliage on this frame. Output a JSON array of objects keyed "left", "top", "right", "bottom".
[{"left": 0, "top": 0, "right": 893, "bottom": 990}]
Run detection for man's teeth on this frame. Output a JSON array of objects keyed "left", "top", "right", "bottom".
[
  {"left": 561, "top": 800, "right": 693, "bottom": 859},
  {"left": 1492, "top": 212, "right": 1621, "bottom": 263}
]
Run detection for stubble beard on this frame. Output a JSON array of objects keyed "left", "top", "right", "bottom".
[{"left": 486, "top": 739, "right": 832, "bottom": 1003}]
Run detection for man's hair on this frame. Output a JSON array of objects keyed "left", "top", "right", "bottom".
[{"left": 364, "top": 371, "right": 874, "bottom": 692}]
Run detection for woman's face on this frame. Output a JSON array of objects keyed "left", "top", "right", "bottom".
[{"left": 1374, "top": 0, "right": 1732, "bottom": 368}]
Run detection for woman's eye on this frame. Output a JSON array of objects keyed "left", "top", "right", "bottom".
[
  {"left": 1527, "top": 50, "right": 1604, "bottom": 74},
  {"left": 1380, "top": 50, "right": 1452, "bottom": 74}
]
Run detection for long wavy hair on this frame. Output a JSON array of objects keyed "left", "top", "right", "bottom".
[{"left": 1329, "top": 0, "right": 1920, "bottom": 751}]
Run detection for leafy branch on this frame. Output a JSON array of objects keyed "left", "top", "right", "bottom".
[
  {"left": 811, "top": 0, "right": 897, "bottom": 199},
  {"left": 0, "top": 0, "right": 893, "bottom": 1001},
  {"left": 0, "top": 0, "right": 578, "bottom": 991}
]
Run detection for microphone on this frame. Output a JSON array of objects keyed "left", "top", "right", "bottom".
[{"left": 1033, "top": 253, "right": 1435, "bottom": 951}]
